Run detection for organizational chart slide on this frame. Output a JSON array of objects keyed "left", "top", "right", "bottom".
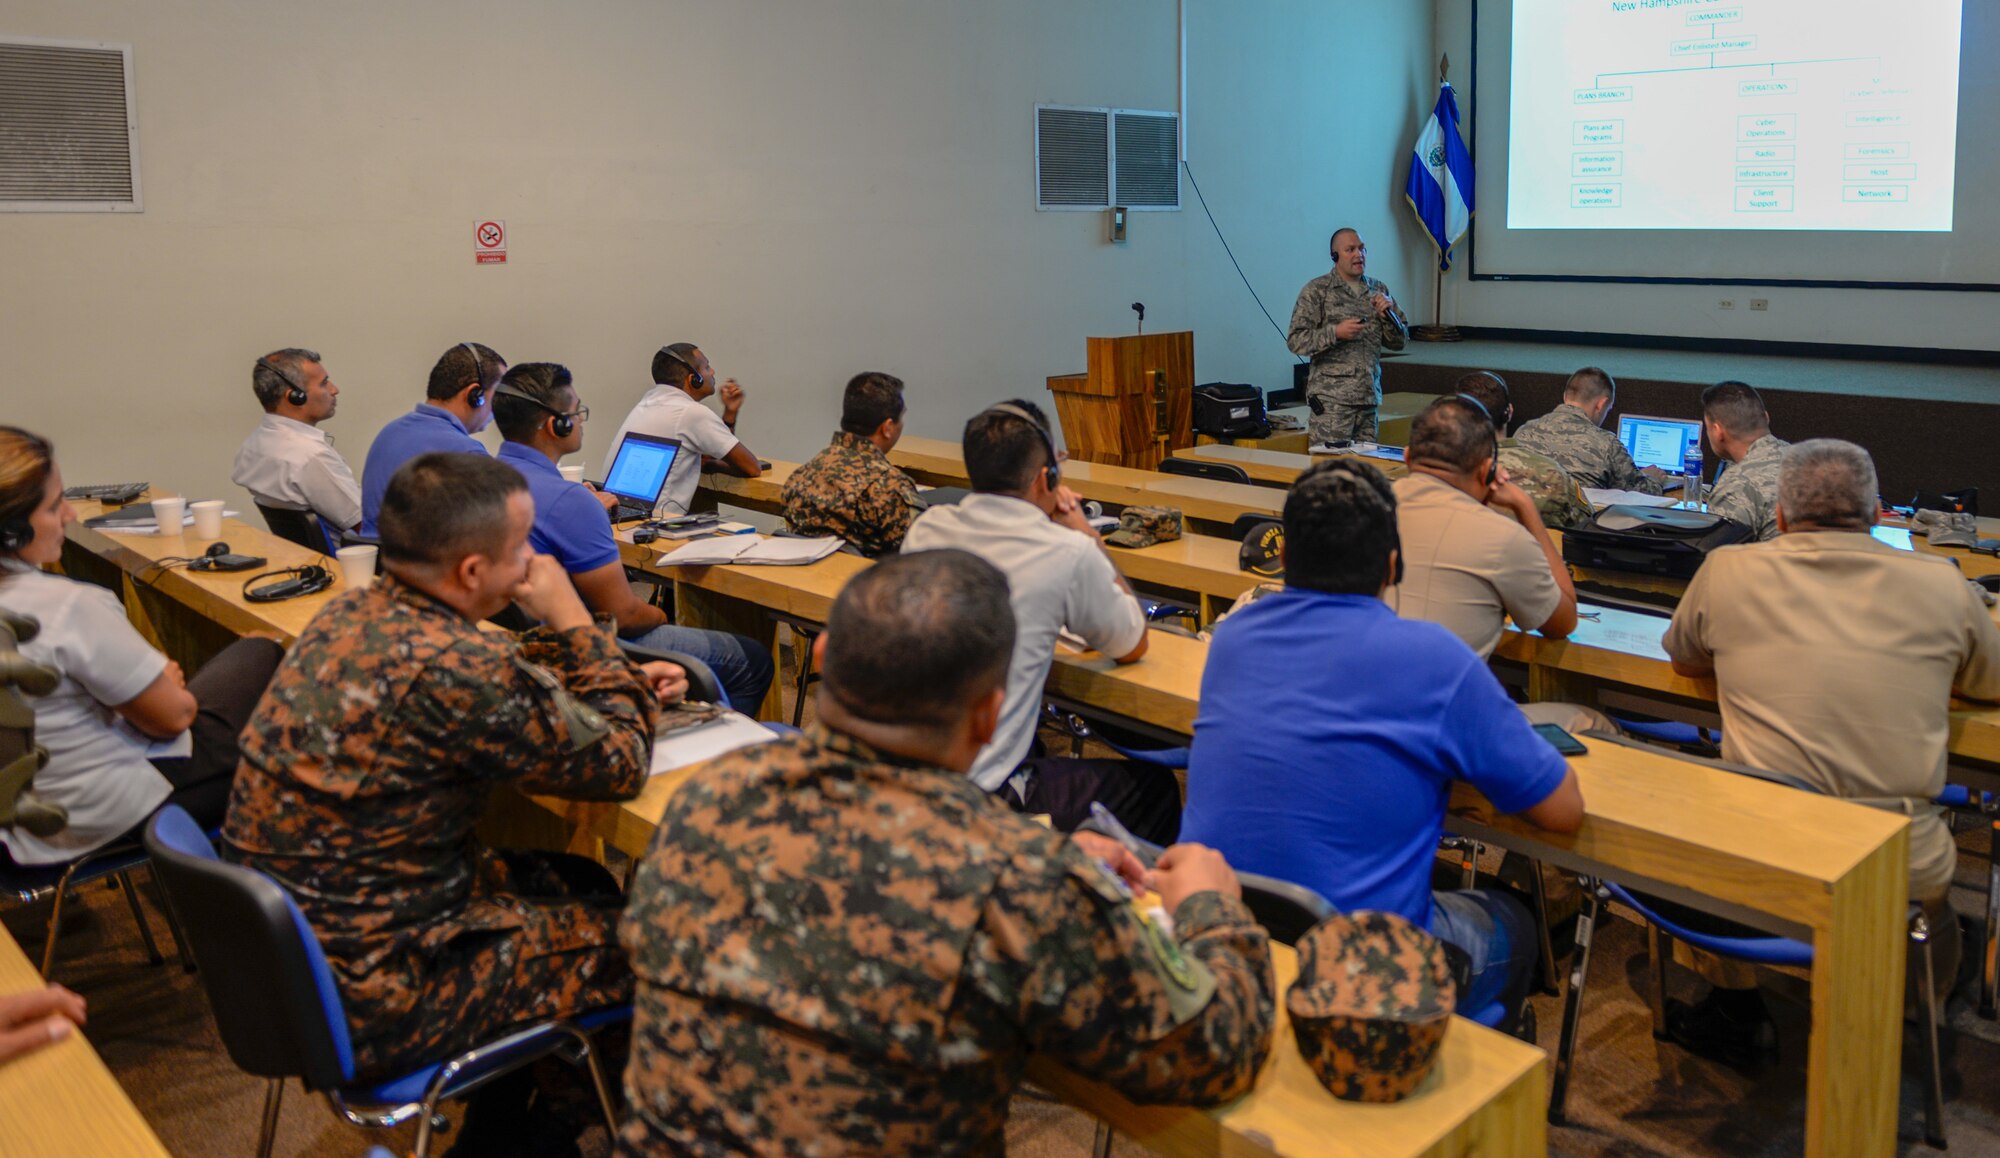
[{"left": 1506, "top": 0, "right": 1962, "bottom": 231}]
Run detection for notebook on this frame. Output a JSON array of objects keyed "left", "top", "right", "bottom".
[{"left": 657, "top": 535, "right": 844, "bottom": 567}]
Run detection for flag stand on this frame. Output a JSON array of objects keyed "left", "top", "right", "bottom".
[{"left": 1410, "top": 52, "right": 1464, "bottom": 343}]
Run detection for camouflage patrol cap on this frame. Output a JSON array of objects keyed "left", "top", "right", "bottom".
[
  {"left": 1287, "top": 910, "right": 1456, "bottom": 1103},
  {"left": 1104, "top": 505, "right": 1183, "bottom": 549},
  {"left": 1238, "top": 520, "right": 1284, "bottom": 578}
]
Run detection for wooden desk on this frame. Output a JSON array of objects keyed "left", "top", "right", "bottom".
[
  {"left": 0, "top": 926, "right": 172, "bottom": 1158},
  {"left": 530, "top": 751, "right": 1549, "bottom": 1158}
]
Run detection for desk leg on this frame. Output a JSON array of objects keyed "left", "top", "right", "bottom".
[
  {"left": 1804, "top": 830, "right": 1907, "bottom": 1157},
  {"left": 673, "top": 579, "right": 785, "bottom": 722}
]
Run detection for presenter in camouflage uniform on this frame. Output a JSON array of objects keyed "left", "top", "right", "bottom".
[
  {"left": 1288, "top": 227, "right": 1409, "bottom": 444},
  {"left": 226, "top": 453, "right": 682, "bottom": 1154},
  {"left": 617, "top": 549, "right": 1276, "bottom": 1155},
  {"left": 1698, "top": 380, "right": 1789, "bottom": 540},
  {"left": 780, "top": 371, "right": 925, "bottom": 556}
]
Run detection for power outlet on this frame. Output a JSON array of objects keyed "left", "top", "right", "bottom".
[
  {"left": 1749, "top": 298, "right": 1770, "bottom": 312},
  {"left": 1718, "top": 299, "right": 1737, "bottom": 310}
]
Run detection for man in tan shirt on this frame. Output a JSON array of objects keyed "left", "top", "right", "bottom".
[
  {"left": 1392, "top": 396, "right": 1578, "bottom": 659},
  {"left": 1661, "top": 438, "right": 2000, "bottom": 1063}
]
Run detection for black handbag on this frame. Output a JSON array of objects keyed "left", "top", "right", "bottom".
[
  {"left": 1560, "top": 505, "right": 1753, "bottom": 580},
  {"left": 1192, "top": 382, "right": 1269, "bottom": 440}
]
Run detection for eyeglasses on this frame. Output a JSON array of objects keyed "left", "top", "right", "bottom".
[{"left": 560, "top": 404, "right": 590, "bottom": 425}]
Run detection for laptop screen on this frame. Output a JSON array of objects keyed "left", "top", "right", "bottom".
[
  {"left": 603, "top": 433, "right": 681, "bottom": 503},
  {"left": 1616, "top": 415, "right": 1703, "bottom": 473}
]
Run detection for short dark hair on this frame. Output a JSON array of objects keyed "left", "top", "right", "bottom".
[
  {"left": 651, "top": 343, "right": 701, "bottom": 386},
  {"left": 426, "top": 342, "right": 504, "bottom": 402},
  {"left": 378, "top": 453, "right": 527, "bottom": 569},
  {"left": 1330, "top": 226, "right": 1360, "bottom": 252},
  {"left": 251, "top": 348, "right": 321, "bottom": 411},
  {"left": 1564, "top": 366, "right": 1616, "bottom": 404},
  {"left": 1701, "top": 380, "right": 1769, "bottom": 438},
  {"left": 493, "top": 362, "right": 575, "bottom": 441},
  {"left": 821, "top": 549, "right": 1017, "bottom": 730},
  {"left": 1453, "top": 371, "right": 1511, "bottom": 430},
  {"left": 1284, "top": 460, "right": 1399, "bottom": 596},
  {"left": 962, "top": 399, "right": 1054, "bottom": 494},
  {"left": 1406, "top": 396, "right": 1497, "bottom": 475},
  {"left": 839, "top": 372, "right": 907, "bottom": 436}
]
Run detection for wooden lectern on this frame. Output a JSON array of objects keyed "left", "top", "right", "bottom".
[{"left": 1045, "top": 331, "right": 1194, "bottom": 470}]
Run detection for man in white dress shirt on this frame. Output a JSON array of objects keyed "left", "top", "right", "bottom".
[
  {"left": 230, "top": 347, "right": 362, "bottom": 542},
  {"left": 599, "top": 343, "right": 762, "bottom": 517}
]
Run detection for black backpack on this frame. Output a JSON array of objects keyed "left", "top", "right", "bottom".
[
  {"left": 1560, "top": 505, "right": 1753, "bottom": 580},
  {"left": 1192, "top": 382, "right": 1269, "bottom": 440}
]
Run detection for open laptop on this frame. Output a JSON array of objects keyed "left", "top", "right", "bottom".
[
  {"left": 601, "top": 432, "right": 682, "bottom": 523},
  {"left": 1616, "top": 415, "right": 1703, "bottom": 476}
]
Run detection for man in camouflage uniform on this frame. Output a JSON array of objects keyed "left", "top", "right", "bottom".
[
  {"left": 1288, "top": 227, "right": 1409, "bottom": 444},
  {"left": 781, "top": 371, "right": 924, "bottom": 556},
  {"left": 618, "top": 549, "right": 1276, "bottom": 1155},
  {"left": 1453, "top": 371, "right": 1595, "bottom": 529},
  {"left": 1513, "top": 366, "right": 1670, "bottom": 495},
  {"left": 225, "top": 453, "right": 680, "bottom": 1151},
  {"left": 1698, "top": 380, "right": 1790, "bottom": 540}
]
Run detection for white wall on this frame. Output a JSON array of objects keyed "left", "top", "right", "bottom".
[
  {"left": 1433, "top": 0, "right": 1999, "bottom": 351},
  {"left": 2, "top": 0, "right": 1436, "bottom": 512}
]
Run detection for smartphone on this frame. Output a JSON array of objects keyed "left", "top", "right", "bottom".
[{"left": 1532, "top": 723, "right": 1588, "bottom": 757}]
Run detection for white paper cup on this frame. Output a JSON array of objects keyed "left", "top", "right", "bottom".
[
  {"left": 559, "top": 463, "right": 587, "bottom": 484},
  {"left": 189, "top": 500, "right": 226, "bottom": 540},
  {"left": 150, "top": 497, "right": 185, "bottom": 536},
  {"left": 336, "top": 544, "right": 378, "bottom": 590}
]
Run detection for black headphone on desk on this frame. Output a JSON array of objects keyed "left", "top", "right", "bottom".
[
  {"left": 243, "top": 565, "right": 333, "bottom": 603},
  {"left": 1309, "top": 458, "right": 1404, "bottom": 585},
  {"left": 459, "top": 342, "right": 489, "bottom": 410},
  {"left": 655, "top": 344, "right": 706, "bottom": 393},
  {"left": 983, "top": 400, "right": 1061, "bottom": 490},
  {"left": 492, "top": 382, "right": 576, "bottom": 438}
]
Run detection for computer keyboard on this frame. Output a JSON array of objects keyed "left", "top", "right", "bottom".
[{"left": 63, "top": 482, "right": 149, "bottom": 505}]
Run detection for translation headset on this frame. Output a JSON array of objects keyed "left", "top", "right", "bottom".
[
  {"left": 260, "top": 356, "right": 311, "bottom": 407},
  {"left": 983, "top": 401, "right": 1061, "bottom": 490},
  {"left": 1409, "top": 395, "right": 1501, "bottom": 490},
  {"left": 459, "top": 342, "right": 489, "bottom": 410},
  {"left": 1310, "top": 458, "right": 1405, "bottom": 586},
  {"left": 243, "top": 564, "right": 333, "bottom": 603},
  {"left": 655, "top": 345, "right": 706, "bottom": 393},
  {"left": 492, "top": 382, "right": 576, "bottom": 438}
]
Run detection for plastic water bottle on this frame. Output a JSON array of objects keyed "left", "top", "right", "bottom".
[{"left": 1682, "top": 440, "right": 1704, "bottom": 510}]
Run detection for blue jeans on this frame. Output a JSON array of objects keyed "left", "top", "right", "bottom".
[
  {"left": 627, "top": 624, "right": 774, "bottom": 713},
  {"left": 1431, "top": 888, "right": 1538, "bottom": 1029}
]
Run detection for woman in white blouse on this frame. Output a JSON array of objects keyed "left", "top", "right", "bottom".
[{"left": 0, "top": 427, "right": 282, "bottom": 867}]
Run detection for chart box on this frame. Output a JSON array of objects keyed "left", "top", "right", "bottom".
[
  {"left": 1735, "top": 165, "right": 1797, "bottom": 183},
  {"left": 1842, "top": 163, "right": 1917, "bottom": 181},
  {"left": 1845, "top": 110, "right": 1905, "bottom": 127},
  {"left": 1734, "top": 186, "right": 1794, "bottom": 212},
  {"left": 1572, "top": 152, "right": 1624, "bottom": 177},
  {"left": 1688, "top": 7, "right": 1744, "bottom": 23},
  {"left": 1737, "top": 144, "right": 1796, "bottom": 162},
  {"left": 1673, "top": 36, "right": 1756, "bottom": 56},
  {"left": 1737, "top": 114, "right": 1796, "bottom": 142},
  {"left": 1571, "top": 184, "right": 1623, "bottom": 209},
  {"left": 1842, "top": 186, "right": 1909, "bottom": 202},
  {"left": 1844, "top": 142, "right": 1910, "bottom": 160},
  {"left": 1574, "top": 87, "right": 1633, "bottom": 104},
  {"left": 1572, "top": 119, "right": 1624, "bottom": 145},
  {"left": 1739, "top": 79, "right": 1796, "bottom": 96}
]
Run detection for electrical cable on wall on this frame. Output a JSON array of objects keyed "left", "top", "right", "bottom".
[{"left": 1182, "top": 160, "right": 1307, "bottom": 363}]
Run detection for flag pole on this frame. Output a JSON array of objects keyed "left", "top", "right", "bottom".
[{"left": 1412, "top": 52, "right": 1463, "bottom": 343}]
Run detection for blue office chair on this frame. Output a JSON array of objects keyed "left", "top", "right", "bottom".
[
  {"left": 254, "top": 502, "right": 339, "bottom": 555},
  {"left": 1936, "top": 783, "right": 2000, "bottom": 1019},
  {"left": 1547, "top": 756, "right": 1948, "bottom": 1150},
  {"left": 0, "top": 840, "right": 192, "bottom": 977},
  {"left": 143, "top": 806, "right": 626, "bottom": 1158}
]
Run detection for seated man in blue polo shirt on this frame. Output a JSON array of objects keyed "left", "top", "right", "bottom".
[
  {"left": 1179, "top": 459, "right": 1584, "bottom": 1033},
  {"left": 358, "top": 342, "right": 504, "bottom": 537},
  {"left": 492, "top": 362, "right": 774, "bottom": 711}
]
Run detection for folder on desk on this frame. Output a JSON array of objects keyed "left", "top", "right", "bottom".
[{"left": 657, "top": 535, "right": 843, "bottom": 567}]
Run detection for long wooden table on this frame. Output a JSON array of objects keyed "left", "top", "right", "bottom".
[{"left": 0, "top": 925, "right": 172, "bottom": 1158}]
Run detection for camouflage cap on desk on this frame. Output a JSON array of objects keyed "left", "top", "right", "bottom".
[
  {"left": 1104, "top": 505, "right": 1183, "bottom": 549},
  {"left": 1287, "top": 910, "right": 1456, "bottom": 1103}
]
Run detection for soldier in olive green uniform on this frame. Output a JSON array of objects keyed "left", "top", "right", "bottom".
[
  {"left": 1288, "top": 228, "right": 1409, "bottom": 444},
  {"left": 1512, "top": 366, "right": 1668, "bottom": 496},
  {"left": 781, "top": 371, "right": 924, "bottom": 556},
  {"left": 1453, "top": 371, "right": 1595, "bottom": 529},
  {"left": 1698, "top": 380, "right": 1789, "bottom": 540},
  {"left": 225, "top": 455, "right": 681, "bottom": 1150},
  {"left": 618, "top": 550, "right": 1276, "bottom": 1156}
]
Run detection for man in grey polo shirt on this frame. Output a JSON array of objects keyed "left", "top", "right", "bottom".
[{"left": 902, "top": 400, "right": 1166, "bottom": 841}]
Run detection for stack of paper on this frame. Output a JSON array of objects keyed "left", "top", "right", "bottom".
[
  {"left": 657, "top": 535, "right": 843, "bottom": 567},
  {"left": 648, "top": 711, "right": 779, "bottom": 775},
  {"left": 1584, "top": 488, "right": 1680, "bottom": 510}
]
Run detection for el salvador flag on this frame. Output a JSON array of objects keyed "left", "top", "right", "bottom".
[{"left": 1404, "top": 81, "right": 1474, "bottom": 272}]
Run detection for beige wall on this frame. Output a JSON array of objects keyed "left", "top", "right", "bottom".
[{"left": 1, "top": 0, "right": 1436, "bottom": 512}]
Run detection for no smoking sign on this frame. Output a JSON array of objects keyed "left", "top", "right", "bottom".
[{"left": 474, "top": 219, "right": 507, "bottom": 265}]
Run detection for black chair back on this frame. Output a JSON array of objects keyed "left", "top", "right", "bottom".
[
  {"left": 1237, "top": 874, "right": 1337, "bottom": 946},
  {"left": 617, "top": 641, "right": 725, "bottom": 706},
  {"left": 1160, "top": 457, "right": 1252, "bottom": 485},
  {"left": 1228, "top": 512, "right": 1275, "bottom": 542},
  {"left": 255, "top": 503, "right": 332, "bottom": 554},
  {"left": 143, "top": 807, "right": 354, "bottom": 1091}
]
